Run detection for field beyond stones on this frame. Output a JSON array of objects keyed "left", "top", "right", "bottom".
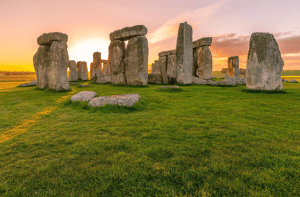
[{"left": 0, "top": 77, "right": 300, "bottom": 196}]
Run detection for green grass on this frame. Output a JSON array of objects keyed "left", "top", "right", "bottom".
[{"left": 1, "top": 81, "right": 300, "bottom": 196}]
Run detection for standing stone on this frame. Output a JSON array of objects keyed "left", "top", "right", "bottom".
[
  {"left": 193, "top": 48, "right": 198, "bottom": 76},
  {"left": 125, "top": 36, "right": 148, "bottom": 85},
  {"left": 90, "top": 62, "right": 95, "bottom": 80},
  {"left": 109, "top": 40, "right": 126, "bottom": 85},
  {"left": 77, "top": 61, "right": 88, "bottom": 81},
  {"left": 175, "top": 22, "right": 193, "bottom": 84},
  {"left": 68, "top": 60, "right": 78, "bottom": 81},
  {"left": 102, "top": 60, "right": 111, "bottom": 77},
  {"left": 159, "top": 56, "right": 168, "bottom": 84},
  {"left": 33, "top": 32, "right": 70, "bottom": 90},
  {"left": 151, "top": 60, "right": 160, "bottom": 74},
  {"left": 91, "top": 52, "right": 102, "bottom": 80},
  {"left": 196, "top": 46, "right": 212, "bottom": 80},
  {"left": 246, "top": 32, "right": 284, "bottom": 90},
  {"left": 228, "top": 56, "right": 239, "bottom": 77},
  {"left": 167, "top": 54, "right": 176, "bottom": 77}
]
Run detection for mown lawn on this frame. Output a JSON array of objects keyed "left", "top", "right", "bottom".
[{"left": 0, "top": 81, "right": 299, "bottom": 196}]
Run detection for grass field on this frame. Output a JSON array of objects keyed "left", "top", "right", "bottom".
[{"left": 0, "top": 79, "right": 299, "bottom": 196}]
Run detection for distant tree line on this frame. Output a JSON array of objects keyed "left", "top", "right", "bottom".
[
  {"left": 0, "top": 71, "right": 35, "bottom": 75},
  {"left": 221, "top": 68, "right": 246, "bottom": 75}
]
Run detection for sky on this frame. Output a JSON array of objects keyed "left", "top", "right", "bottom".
[{"left": 1, "top": 0, "right": 300, "bottom": 71}]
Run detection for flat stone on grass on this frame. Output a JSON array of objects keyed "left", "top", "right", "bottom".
[
  {"left": 89, "top": 94, "right": 140, "bottom": 107},
  {"left": 71, "top": 91, "right": 97, "bottom": 102},
  {"left": 289, "top": 79, "right": 298, "bottom": 83}
]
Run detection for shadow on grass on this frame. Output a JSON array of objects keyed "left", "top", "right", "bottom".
[
  {"left": 34, "top": 87, "right": 73, "bottom": 93},
  {"left": 156, "top": 87, "right": 184, "bottom": 92},
  {"left": 62, "top": 97, "right": 146, "bottom": 114},
  {"left": 242, "top": 89, "right": 289, "bottom": 94},
  {"left": 110, "top": 84, "right": 150, "bottom": 88}
]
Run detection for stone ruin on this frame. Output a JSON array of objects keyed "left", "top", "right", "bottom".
[
  {"left": 33, "top": 32, "right": 70, "bottom": 90},
  {"left": 102, "top": 60, "right": 111, "bottom": 77},
  {"left": 109, "top": 25, "right": 148, "bottom": 85},
  {"left": 246, "top": 32, "right": 284, "bottom": 90},
  {"left": 151, "top": 60, "right": 159, "bottom": 74},
  {"left": 77, "top": 61, "right": 88, "bottom": 81},
  {"left": 90, "top": 52, "right": 103, "bottom": 81},
  {"left": 227, "top": 56, "right": 239, "bottom": 77},
  {"left": 68, "top": 60, "right": 78, "bottom": 82},
  {"left": 175, "top": 22, "right": 193, "bottom": 84},
  {"left": 193, "top": 37, "right": 213, "bottom": 80}
]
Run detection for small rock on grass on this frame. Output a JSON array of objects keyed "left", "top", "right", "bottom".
[{"left": 289, "top": 79, "right": 298, "bottom": 83}]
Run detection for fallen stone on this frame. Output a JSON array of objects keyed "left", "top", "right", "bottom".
[
  {"left": 193, "top": 37, "right": 212, "bottom": 48},
  {"left": 225, "top": 73, "right": 246, "bottom": 84},
  {"left": 37, "top": 32, "right": 68, "bottom": 45},
  {"left": 217, "top": 80, "right": 236, "bottom": 86},
  {"left": 207, "top": 80, "right": 218, "bottom": 86},
  {"left": 125, "top": 36, "right": 148, "bottom": 85},
  {"left": 71, "top": 91, "right": 97, "bottom": 102},
  {"left": 196, "top": 46, "right": 212, "bottom": 80},
  {"left": 192, "top": 76, "right": 207, "bottom": 85},
  {"left": 110, "top": 25, "right": 148, "bottom": 41},
  {"left": 282, "top": 79, "right": 289, "bottom": 83},
  {"left": 68, "top": 60, "right": 78, "bottom": 81},
  {"left": 246, "top": 32, "right": 284, "bottom": 90},
  {"left": 176, "top": 22, "right": 193, "bottom": 84},
  {"left": 96, "top": 76, "right": 111, "bottom": 84},
  {"left": 159, "top": 86, "right": 180, "bottom": 89},
  {"left": 289, "top": 79, "right": 298, "bottom": 83},
  {"left": 89, "top": 94, "right": 140, "bottom": 107},
  {"left": 211, "top": 76, "right": 217, "bottom": 79},
  {"left": 109, "top": 40, "right": 126, "bottom": 85},
  {"left": 19, "top": 80, "right": 37, "bottom": 87}
]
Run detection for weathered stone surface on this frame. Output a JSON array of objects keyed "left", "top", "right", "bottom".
[
  {"left": 47, "top": 41, "right": 70, "bottom": 90},
  {"left": 193, "top": 48, "right": 198, "bottom": 76},
  {"left": 109, "top": 40, "right": 126, "bottom": 85},
  {"left": 196, "top": 46, "right": 212, "bottom": 80},
  {"left": 90, "top": 62, "right": 95, "bottom": 79},
  {"left": 19, "top": 80, "right": 37, "bottom": 87},
  {"left": 37, "top": 32, "right": 68, "bottom": 45},
  {"left": 246, "top": 32, "right": 284, "bottom": 90},
  {"left": 125, "top": 36, "right": 148, "bottom": 85},
  {"left": 176, "top": 22, "right": 193, "bottom": 84},
  {"left": 228, "top": 56, "right": 239, "bottom": 77},
  {"left": 192, "top": 76, "right": 207, "bottom": 85},
  {"left": 110, "top": 25, "right": 148, "bottom": 41},
  {"left": 71, "top": 91, "right": 97, "bottom": 102},
  {"left": 96, "top": 76, "right": 111, "bottom": 84},
  {"left": 33, "top": 45, "right": 49, "bottom": 89},
  {"left": 148, "top": 73, "right": 162, "bottom": 84},
  {"left": 89, "top": 94, "right": 140, "bottom": 107},
  {"left": 91, "top": 52, "right": 103, "bottom": 80},
  {"left": 151, "top": 62, "right": 160, "bottom": 74},
  {"left": 282, "top": 79, "right": 288, "bottom": 83},
  {"left": 225, "top": 73, "right": 246, "bottom": 85},
  {"left": 290, "top": 79, "right": 298, "bottom": 83},
  {"left": 167, "top": 54, "right": 176, "bottom": 77},
  {"left": 68, "top": 60, "right": 78, "bottom": 81},
  {"left": 102, "top": 60, "right": 110, "bottom": 77},
  {"left": 158, "top": 50, "right": 176, "bottom": 57},
  {"left": 193, "top": 37, "right": 212, "bottom": 48},
  {"left": 159, "top": 56, "right": 168, "bottom": 84},
  {"left": 77, "top": 61, "right": 88, "bottom": 81},
  {"left": 211, "top": 76, "right": 217, "bottom": 79},
  {"left": 207, "top": 80, "right": 218, "bottom": 86}
]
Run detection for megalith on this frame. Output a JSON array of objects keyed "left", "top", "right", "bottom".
[
  {"left": 33, "top": 32, "right": 70, "bottom": 90},
  {"left": 175, "top": 22, "right": 193, "bottom": 84},
  {"left": 109, "top": 25, "right": 149, "bottom": 85},
  {"left": 194, "top": 37, "right": 213, "bottom": 80},
  {"left": 158, "top": 55, "right": 168, "bottom": 84},
  {"left": 151, "top": 60, "right": 160, "bottom": 74},
  {"left": 228, "top": 56, "right": 239, "bottom": 77},
  {"left": 246, "top": 32, "right": 284, "bottom": 90},
  {"left": 109, "top": 40, "right": 126, "bottom": 85},
  {"left": 102, "top": 60, "right": 111, "bottom": 77},
  {"left": 68, "top": 60, "right": 78, "bottom": 81},
  {"left": 91, "top": 52, "right": 103, "bottom": 81},
  {"left": 125, "top": 36, "right": 148, "bottom": 85},
  {"left": 77, "top": 61, "right": 88, "bottom": 81}
]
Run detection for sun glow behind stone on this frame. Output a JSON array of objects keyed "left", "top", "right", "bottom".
[{"left": 68, "top": 38, "right": 110, "bottom": 70}]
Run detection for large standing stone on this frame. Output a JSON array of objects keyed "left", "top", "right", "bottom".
[
  {"left": 34, "top": 32, "right": 70, "bottom": 90},
  {"left": 228, "top": 56, "right": 239, "bottom": 77},
  {"left": 77, "top": 61, "right": 88, "bottom": 81},
  {"left": 246, "top": 32, "right": 284, "bottom": 90},
  {"left": 125, "top": 36, "right": 148, "bottom": 85},
  {"left": 167, "top": 54, "right": 176, "bottom": 77},
  {"left": 102, "top": 60, "right": 111, "bottom": 77},
  {"left": 91, "top": 52, "right": 102, "bottom": 80},
  {"left": 159, "top": 56, "right": 168, "bottom": 84},
  {"left": 151, "top": 60, "right": 160, "bottom": 74},
  {"left": 109, "top": 40, "right": 126, "bottom": 85},
  {"left": 196, "top": 46, "right": 212, "bottom": 80},
  {"left": 68, "top": 60, "right": 78, "bottom": 81},
  {"left": 175, "top": 22, "right": 193, "bottom": 84}
]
